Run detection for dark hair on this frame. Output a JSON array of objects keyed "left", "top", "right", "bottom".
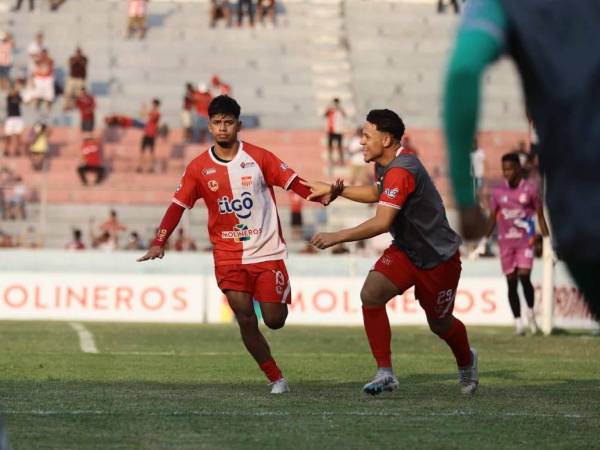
[
  {"left": 152, "top": 98, "right": 161, "bottom": 106},
  {"left": 501, "top": 152, "right": 521, "bottom": 165},
  {"left": 366, "top": 109, "right": 405, "bottom": 140},
  {"left": 74, "top": 229, "right": 82, "bottom": 239},
  {"left": 208, "top": 95, "right": 241, "bottom": 119}
]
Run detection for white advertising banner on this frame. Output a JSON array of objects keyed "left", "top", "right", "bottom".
[
  {"left": 206, "top": 276, "right": 515, "bottom": 326},
  {"left": 0, "top": 273, "right": 205, "bottom": 323}
]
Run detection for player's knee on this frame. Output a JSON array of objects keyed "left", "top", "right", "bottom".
[
  {"left": 234, "top": 311, "right": 257, "bottom": 329},
  {"left": 360, "top": 286, "right": 379, "bottom": 307},
  {"left": 264, "top": 317, "right": 286, "bottom": 330}
]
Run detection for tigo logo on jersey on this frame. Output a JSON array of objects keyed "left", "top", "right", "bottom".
[
  {"left": 241, "top": 176, "right": 252, "bottom": 188},
  {"left": 218, "top": 192, "right": 254, "bottom": 219},
  {"left": 221, "top": 224, "right": 262, "bottom": 242},
  {"left": 384, "top": 188, "right": 399, "bottom": 199},
  {"left": 202, "top": 167, "right": 216, "bottom": 176},
  {"left": 208, "top": 180, "right": 219, "bottom": 192},
  {"left": 240, "top": 161, "right": 255, "bottom": 169}
]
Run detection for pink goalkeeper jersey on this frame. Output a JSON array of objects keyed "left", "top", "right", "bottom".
[
  {"left": 491, "top": 179, "right": 540, "bottom": 248},
  {"left": 173, "top": 141, "right": 297, "bottom": 266}
]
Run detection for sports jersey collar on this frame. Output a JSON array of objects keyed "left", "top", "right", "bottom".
[
  {"left": 504, "top": 178, "right": 524, "bottom": 189},
  {"left": 208, "top": 141, "right": 244, "bottom": 166}
]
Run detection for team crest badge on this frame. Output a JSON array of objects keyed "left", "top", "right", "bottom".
[
  {"left": 241, "top": 176, "right": 252, "bottom": 187},
  {"left": 208, "top": 180, "right": 219, "bottom": 192}
]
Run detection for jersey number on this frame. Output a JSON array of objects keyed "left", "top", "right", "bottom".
[{"left": 436, "top": 289, "right": 455, "bottom": 317}]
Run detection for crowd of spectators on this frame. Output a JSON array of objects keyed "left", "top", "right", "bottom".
[{"left": 210, "top": 0, "right": 277, "bottom": 28}]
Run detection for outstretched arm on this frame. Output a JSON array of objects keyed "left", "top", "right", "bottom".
[
  {"left": 137, "top": 202, "right": 185, "bottom": 261},
  {"left": 302, "top": 180, "right": 378, "bottom": 204},
  {"left": 311, "top": 204, "right": 398, "bottom": 249}
]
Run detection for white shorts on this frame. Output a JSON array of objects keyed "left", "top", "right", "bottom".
[
  {"left": 4, "top": 117, "right": 24, "bottom": 136},
  {"left": 32, "top": 76, "right": 55, "bottom": 102}
]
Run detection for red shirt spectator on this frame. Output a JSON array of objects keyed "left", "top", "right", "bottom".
[
  {"left": 81, "top": 138, "right": 102, "bottom": 166},
  {"left": 144, "top": 109, "right": 160, "bottom": 137},
  {"left": 128, "top": 0, "right": 147, "bottom": 17},
  {"left": 194, "top": 87, "right": 212, "bottom": 117},
  {"left": 76, "top": 90, "right": 96, "bottom": 121}
]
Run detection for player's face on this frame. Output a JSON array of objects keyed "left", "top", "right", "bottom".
[
  {"left": 208, "top": 114, "right": 241, "bottom": 148},
  {"left": 360, "top": 122, "right": 385, "bottom": 163},
  {"left": 502, "top": 160, "right": 521, "bottom": 184}
]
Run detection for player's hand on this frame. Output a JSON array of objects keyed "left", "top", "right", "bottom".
[
  {"left": 137, "top": 245, "right": 165, "bottom": 262},
  {"left": 311, "top": 232, "right": 340, "bottom": 250},
  {"left": 458, "top": 205, "right": 486, "bottom": 241},
  {"left": 301, "top": 179, "right": 344, "bottom": 205}
]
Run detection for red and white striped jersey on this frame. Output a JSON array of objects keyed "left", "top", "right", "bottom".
[
  {"left": 0, "top": 41, "right": 13, "bottom": 66},
  {"left": 173, "top": 141, "right": 297, "bottom": 266},
  {"left": 128, "top": 0, "right": 147, "bottom": 17}
]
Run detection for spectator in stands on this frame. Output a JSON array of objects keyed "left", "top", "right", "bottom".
[
  {"left": 0, "top": 228, "right": 14, "bottom": 248},
  {"left": 49, "top": 0, "right": 66, "bottom": 11},
  {"left": 257, "top": 0, "right": 276, "bottom": 27},
  {"left": 174, "top": 228, "right": 197, "bottom": 251},
  {"left": 6, "top": 176, "right": 27, "bottom": 220},
  {"left": 0, "top": 166, "right": 15, "bottom": 219},
  {"left": 77, "top": 136, "right": 106, "bottom": 186},
  {"left": 210, "top": 0, "right": 232, "bottom": 28},
  {"left": 4, "top": 83, "right": 24, "bottom": 157},
  {"left": 17, "top": 225, "right": 41, "bottom": 248},
  {"left": 64, "top": 47, "right": 88, "bottom": 111},
  {"left": 99, "top": 210, "right": 127, "bottom": 247},
  {"left": 471, "top": 138, "right": 486, "bottom": 194},
  {"left": 324, "top": 98, "right": 346, "bottom": 166},
  {"left": 65, "top": 228, "right": 86, "bottom": 250},
  {"left": 237, "top": 0, "right": 255, "bottom": 27},
  {"left": 125, "top": 231, "right": 145, "bottom": 250},
  {"left": 75, "top": 87, "right": 96, "bottom": 135},
  {"left": 0, "top": 32, "right": 14, "bottom": 92},
  {"left": 27, "top": 33, "right": 44, "bottom": 75},
  {"left": 137, "top": 98, "right": 161, "bottom": 173},
  {"left": 91, "top": 230, "right": 116, "bottom": 251},
  {"left": 12, "top": 0, "right": 34, "bottom": 12},
  {"left": 347, "top": 126, "right": 367, "bottom": 185},
  {"left": 32, "top": 48, "right": 55, "bottom": 112},
  {"left": 28, "top": 122, "right": 50, "bottom": 171},
  {"left": 127, "top": 0, "right": 149, "bottom": 39},
  {"left": 437, "top": 0, "right": 461, "bottom": 14},
  {"left": 210, "top": 75, "right": 231, "bottom": 97},
  {"left": 181, "top": 83, "right": 195, "bottom": 142},
  {"left": 193, "top": 84, "right": 212, "bottom": 143}
]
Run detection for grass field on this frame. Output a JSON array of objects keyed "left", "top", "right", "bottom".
[{"left": 0, "top": 322, "right": 599, "bottom": 449}]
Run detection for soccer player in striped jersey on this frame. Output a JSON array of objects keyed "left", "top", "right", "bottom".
[{"left": 138, "top": 96, "right": 330, "bottom": 394}]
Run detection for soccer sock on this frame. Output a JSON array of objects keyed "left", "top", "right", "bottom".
[
  {"left": 507, "top": 276, "right": 521, "bottom": 318},
  {"left": 440, "top": 318, "right": 472, "bottom": 368},
  {"left": 259, "top": 357, "right": 283, "bottom": 382},
  {"left": 362, "top": 306, "right": 392, "bottom": 369},
  {"left": 519, "top": 275, "right": 535, "bottom": 309}
]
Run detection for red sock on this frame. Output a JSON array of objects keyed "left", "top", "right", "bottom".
[
  {"left": 259, "top": 357, "right": 283, "bottom": 382},
  {"left": 440, "top": 318, "right": 472, "bottom": 367},
  {"left": 362, "top": 306, "right": 392, "bottom": 368}
]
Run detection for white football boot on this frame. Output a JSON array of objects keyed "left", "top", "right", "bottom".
[
  {"left": 362, "top": 368, "right": 399, "bottom": 396},
  {"left": 458, "top": 348, "right": 479, "bottom": 395},
  {"left": 270, "top": 377, "right": 290, "bottom": 394}
]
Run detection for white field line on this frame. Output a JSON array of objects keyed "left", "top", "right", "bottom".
[
  {"left": 69, "top": 322, "right": 99, "bottom": 354},
  {"left": 0, "top": 410, "right": 588, "bottom": 419}
]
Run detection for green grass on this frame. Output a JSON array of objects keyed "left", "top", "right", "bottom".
[{"left": 0, "top": 322, "right": 599, "bottom": 449}]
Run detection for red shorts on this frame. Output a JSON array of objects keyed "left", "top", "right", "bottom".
[
  {"left": 215, "top": 259, "right": 291, "bottom": 304},
  {"left": 373, "top": 246, "right": 462, "bottom": 319}
]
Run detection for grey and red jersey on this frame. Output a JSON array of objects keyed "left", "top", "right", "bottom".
[{"left": 375, "top": 152, "right": 461, "bottom": 269}]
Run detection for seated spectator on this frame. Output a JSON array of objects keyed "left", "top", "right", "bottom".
[
  {"left": 257, "top": 0, "right": 276, "bottom": 27},
  {"left": 17, "top": 225, "right": 41, "bottom": 248},
  {"left": 193, "top": 84, "right": 212, "bottom": 143},
  {"left": 181, "top": 83, "right": 196, "bottom": 141},
  {"left": 26, "top": 32, "right": 44, "bottom": 75},
  {"left": 31, "top": 48, "right": 54, "bottom": 112},
  {"left": 174, "top": 228, "right": 197, "bottom": 251},
  {"left": 28, "top": 122, "right": 50, "bottom": 171},
  {"left": 0, "top": 32, "right": 14, "bottom": 92},
  {"left": 100, "top": 210, "right": 126, "bottom": 246},
  {"left": 210, "top": 0, "right": 232, "bottom": 28},
  {"left": 91, "top": 230, "right": 116, "bottom": 251},
  {"left": 127, "top": 0, "right": 148, "bottom": 39},
  {"left": 4, "top": 83, "right": 24, "bottom": 157},
  {"left": 124, "top": 231, "right": 145, "bottom": 250},
  {"left": 64, "top": 47, "right": 88, "bottom": 111},
  {"left": 237, "top": 0, "right": 255, "bottom": 27},
  {"left": 6, "top": 175, "right": 27, "bottom": 220},
  {"left": 210, "top": 75, "right": 231, "bottom": 97},
  {"left": 78, "top": 136, "right": 106, "bottom": 186},
  {"left": 65, "top": 228, "right": 86, "bottom": 250},
  {"left": 75, "top": 87, "right": 96, "bottom": 135},
  {"left": 0, "top": 228, "right": 14, "bottom": 248}
]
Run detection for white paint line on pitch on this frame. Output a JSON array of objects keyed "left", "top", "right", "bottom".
[
  {"left": 0, "top": 410, "right": 587, "bottom": 419},
  {"left": 69, "top": 322, "right": 99, "bottom": 354}
]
